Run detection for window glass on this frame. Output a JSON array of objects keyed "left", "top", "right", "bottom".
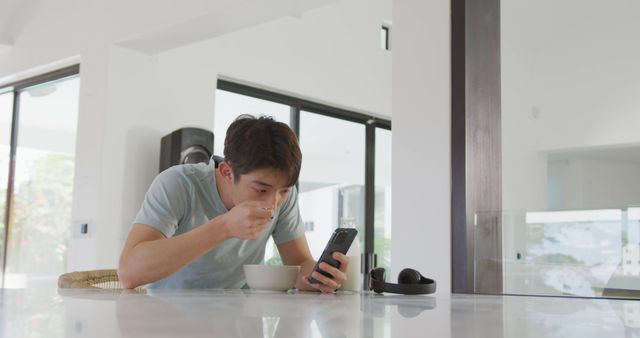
[
  {"left": 214, "top": 89, "right": 291, "bottom": 265},
  {"left": 213, "top": 87, "right": 391, "bottom": 279},
  {"left": 4, "top": 76, "right": 80, "bottom": 288},
  {"left": 213, "top": 90, "right": 290, "bottom": 157},
  {"left": 374, "top": 128, "right": 391, "bottom": 270},
  {"left": 0, "top": 91, "right": 14, "bottom": 278},
  {"left": 298, "top": 111, "right": 366, "bottom": 259}
]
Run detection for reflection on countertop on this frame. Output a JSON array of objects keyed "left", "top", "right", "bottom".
[{"left": 0, "top": 288, "right": 639, "bottom": 337}]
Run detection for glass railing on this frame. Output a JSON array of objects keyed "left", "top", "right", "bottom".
[{"left": 474, "top": 207, "right": 640, "bottom": 299}]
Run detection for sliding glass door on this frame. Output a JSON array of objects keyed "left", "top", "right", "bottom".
[
  {"left": 298, "top": 111, "right": 366, "bottom": 258},
  {"left": 1, "top": 67, "right": 80, "bottom": 288},
  {"left": 374, "top": 128, "right": 392, "bottom": 271},
  {"left": 0, "top": 91, "right": 13, "bottom": 279},
  {"left": 213, "top": 90, "right": 291, "bottom": 157},
  {"left": 214, "top": 81, "right": 391, "bottom": 287}
]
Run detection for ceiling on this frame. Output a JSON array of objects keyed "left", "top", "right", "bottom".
[
  {"left": 0, "top": 0, "right": 341, "bottom": 54},
  {"left": 0, "top": 0, "right": 43, "bottom": 44},
  {"left": 113, "top": 0, "right": 340, "bottom": 54}
]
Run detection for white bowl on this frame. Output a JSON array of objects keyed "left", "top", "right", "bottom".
[{"left": 243, "top": 264, "right": 300, "bottom": 291}]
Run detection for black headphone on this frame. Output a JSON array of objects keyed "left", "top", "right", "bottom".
[{"left": 369, "top": 268, "right": 436, "bottom": 295}]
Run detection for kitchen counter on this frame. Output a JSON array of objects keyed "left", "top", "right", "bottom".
[{"left": 1, "top": 288, "right": 638, "bottom": 337}]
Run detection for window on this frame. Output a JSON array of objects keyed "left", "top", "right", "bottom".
[
  {"left": 0, "top": 65, "right": 80, "bottom": 288},
  {"left": 213, "top": 90, "right": 291, "bottom": 157},
  {"left": 298, "top": 111, "right": 366, "bottom": 258},
  {"left": 0, "top": 91, "right": 13, "bottom": 281},
  {"left": 374, "top": 128, "right": 392, "bottom": 271},
  {"left": 214, "top": 80, "right": 391, "bottom": 286}
]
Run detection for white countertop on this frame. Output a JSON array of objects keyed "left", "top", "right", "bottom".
[{"left": 1, "top": 288, "right": 639, "bottom": 337}]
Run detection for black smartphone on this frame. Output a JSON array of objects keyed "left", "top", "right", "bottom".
[{"left": 308, "top": 228, "right": 358, "bottom": 284}]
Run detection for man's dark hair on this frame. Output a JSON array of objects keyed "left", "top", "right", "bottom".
[{"left": 223, "top": 114, "right": 302, "bottom": 187}]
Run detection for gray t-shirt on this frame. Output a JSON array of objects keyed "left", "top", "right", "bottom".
[{"left": 133, "top": 158, "right": 305, "bottom": 289}]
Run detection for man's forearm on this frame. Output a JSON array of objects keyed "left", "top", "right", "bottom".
[{"left": 118, "top": 217, "right": 229, "bottom": 288}]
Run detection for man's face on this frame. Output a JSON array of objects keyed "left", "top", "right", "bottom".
[{"left": 228, "top": 167, "right": 291, "bottom": 210}]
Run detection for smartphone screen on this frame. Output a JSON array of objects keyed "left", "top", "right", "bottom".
[{"left": 308, "top": 228, "right": 358, "bottom": 284}]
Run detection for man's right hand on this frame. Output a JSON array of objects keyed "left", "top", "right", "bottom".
[{"left": 221, "top": 201, "right": 275, "bottom": 240}]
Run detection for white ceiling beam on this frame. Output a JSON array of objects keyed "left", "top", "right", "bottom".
[{"left": 115, "top": 0, "right": 339, "bottom": 54}]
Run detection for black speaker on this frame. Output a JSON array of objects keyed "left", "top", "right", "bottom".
[{"left": 159, "top": 128, "right": 214, "bottom": 173}]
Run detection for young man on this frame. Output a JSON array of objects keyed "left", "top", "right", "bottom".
[{"left": 118, "top": 115, "right": 348, "bottom": 293}]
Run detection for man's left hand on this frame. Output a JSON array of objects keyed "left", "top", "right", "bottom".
[{"left": 302, "top": 252, "right": 349, "bottom": 294}]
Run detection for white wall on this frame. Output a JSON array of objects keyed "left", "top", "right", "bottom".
[
  {"left": 0, "top": 0, "right": 398, "bottom": 271},
  {"left": 0, "top": 1, "right": 114, "bottom": 270},
  {"left": 391, "top": 0, "right": 451, "bottom": 295},
  {"left": 549, "top": 158, "right": 640, "bottom": 210},
  {"left": 107, "top": 0, "right": 393, "bottom": 267},
  {"left": 502, "top": 0, "right": 640, "bottom": 212},
  {"left": 0, "top": 0, "right": 453, "bottom": 294}
]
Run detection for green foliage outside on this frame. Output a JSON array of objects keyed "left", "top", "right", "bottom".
[
  {"left": 5, "top": 153, "right": 74, "bottom": 277},
  {"left": 266, "top": 253, "right": 283, "bottom": 266},
  {"left": 374, "top": 231, "right": 391, "bottom": 271}
]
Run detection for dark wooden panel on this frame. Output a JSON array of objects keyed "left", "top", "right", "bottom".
[
  {"left": 451, "top": 0, "right": 502, "bottom": 294},
  {"left": 451, "top": 0, "right": 468, "bottom": 293},
  {"left": 466, "top": 0, "right": 502, "bottom": 294}
]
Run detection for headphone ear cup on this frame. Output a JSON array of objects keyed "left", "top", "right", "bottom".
[
  {"left": 398, "top": 268, "right": 422, "bottom": 284},
  {"left": 370, "top": 268, "right": 386, "bottom": 293},
  {"left": 370, "top": 267, "right": 386, "bottom": 282}
]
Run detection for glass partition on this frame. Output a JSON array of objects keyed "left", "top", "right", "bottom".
[
  {"left": 495, "top": 0, "right": 640, "bottom": 298},
  {"left": 476, "top": 208, "right": 640, "bottom": 298}
]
